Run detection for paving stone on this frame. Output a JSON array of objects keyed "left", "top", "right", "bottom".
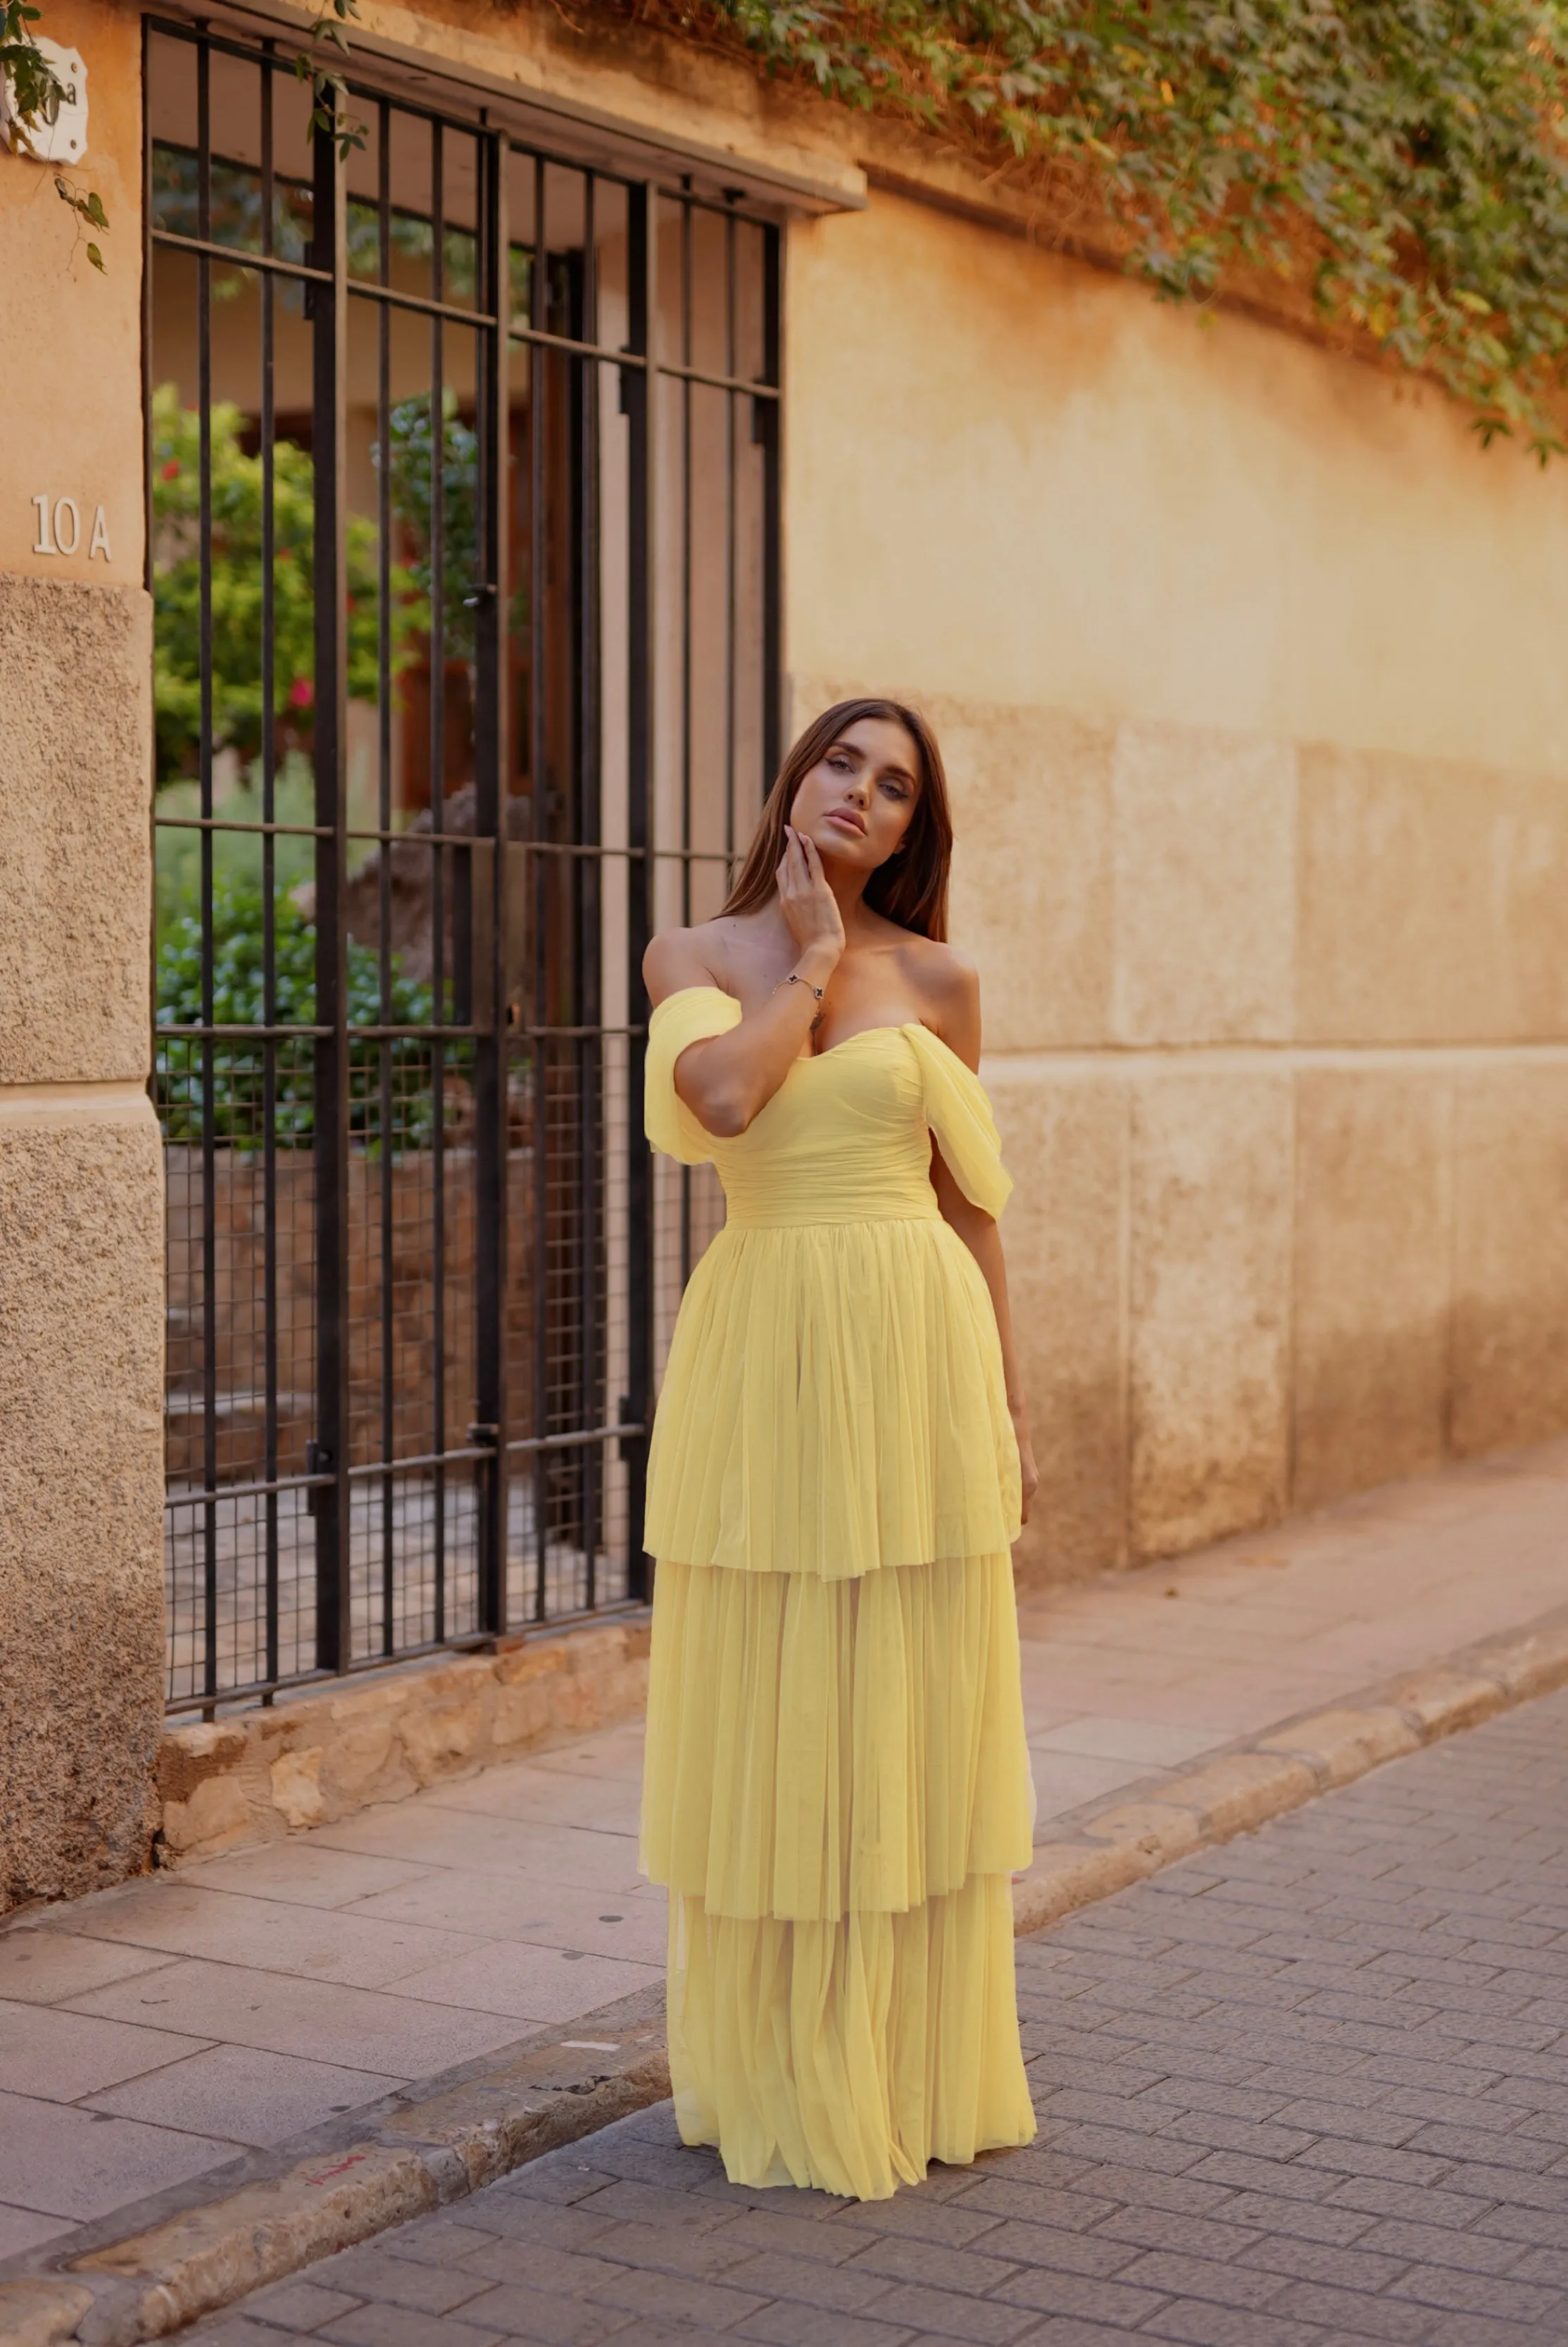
[
  {"left": 827, "top": 2192, "right": 1012, "bottom": 2248},
  {"left": 1218, "top": 2191, "right": 1379, "bottom": 2245},
  {"left": 1385, "top": 2262, "right": 1565, "bottom": 2322},
  {"left": 720, "top": 2246, "right": 897, "bottom": 2310},
  {"left": 319, "top": 2311, "right": 506, "bottom": 2347},
  {"left": 1136, "top": 2301, "right": 1337, "bottom": 2346},
  {"left": 245, "top": 2279, "right": 366, "bottom": 2330},
  {"left": 444, "top": 2286, "right": 634, "bottom": 2344},
  {"left": 1402, "top": 2122, "right": 1564, "bottom": 2170},
  {"left": 987, "top": 2265, "right": 1172, "bottom": 2326},
  {"left": 1467, "top": 2201, "right": 1568, "bottom": 2246},
  {"left": 1504, "top": 2241, "right": 1568, "bottom": 2285},
  {"left": 844, "top": 2279, "right": 1038, "bottom": 2341},
  {"left": 572, "top": 2178, "right": 741, "bottom": 2233},
  {"left": 1418, "top": 2305, "right": 1567, "bottom": 2346},
  {"left": 1257, "top": 2278, "right": 1438, "bottom": 2339},
  {"left": 313, "top": 2248, "right": 496, "bottom": 2315},
  {"left": 1289, "top": 2134, "right": 1457, "bottom": 2186},
  {"left": 1086, "top": 2205, "right": 1260, "bottom": 2262},
  {"left": 180, "top": 2323, "right": 303, "bottom": 2347},
  {"left": 1230, "top": 2232, "right": 1413, "bottom": 2291},
  {"left": 838, "top": 2232, "right": 1020, "bottom": 2295},
  {"left": 578, "top": 2265, "right": 770, "bottom": 2327},
  {"left": 1027, "top": 2123, "right": 1210, "bottom": 2176},
  {"left": 1353, "top": 2216, "right": 1524, "bottom": 2273},
  {"left": 974, "top": 2220, "right": 1143, "bottom": 2277},
  {"left": 732, "top": 2305, "right": 914, "bottom": 2347},
  {"left": 1111, "top": 2248, "right": 1288, "bottom": 2310}
]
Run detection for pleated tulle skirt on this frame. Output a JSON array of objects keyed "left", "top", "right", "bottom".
[
  {"left": 640, "top": 1554, "right": 1038, "bottom": 2201},
  {"left": 643, "top": 1218, "right": 1022, "bottom": 1577}
]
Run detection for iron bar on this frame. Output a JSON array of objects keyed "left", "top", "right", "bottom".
[
  {"left": 196, "top": 36, "right": 218, "bottom": 1709},
  {"left": 377, "top": 95, "right": 397, "bottom": 1660},
  {"left": 261, "top": 52, "right": 281, "bottom": 1694},
  {"left": 429, "top": 115, "right": 449, "bottom": 1651},
  {"left": 311, "top": 118, "right": 353, "bottom": 1676},
  {"left": 529, "top": 153, "right": 549, "bottom": 1627},
  {"left": 724, "top": 196, "right": 738, "bottom": 877},
  {"left": 577, "top": 171, "right": 603, "bottom": 1612},
  {"left": 623, "top": 178, "right": 656, "bottom": 1608},
  {"left": 678, "top": 184, "right": 694, "bottom": 1288},
  {"left": 472, "top": 127, "right": 509, "bottom": 1640}
]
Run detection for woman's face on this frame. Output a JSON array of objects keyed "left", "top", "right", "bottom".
[{"left": 788, "top": 716, "right": 921, "bottom": 877}]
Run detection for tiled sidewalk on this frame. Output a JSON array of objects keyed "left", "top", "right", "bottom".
[{"left": 2, "top": 1436, "right": 1566, "bottom": 2274}]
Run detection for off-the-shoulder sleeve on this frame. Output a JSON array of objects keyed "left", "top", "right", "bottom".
[
  {"left": 903, "top": 1023, "right": 1013, "bottom": 1218},
  {"left": 645, "top": 987, "right": 744, "bottom": 1163}
]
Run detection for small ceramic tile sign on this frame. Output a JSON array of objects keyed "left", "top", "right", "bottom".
[
  {"left": 30, "top": 496, "right": 113, "bottom": 561},
  {"left": 1, "top": 33, "right": 89, "bottom": 165}
]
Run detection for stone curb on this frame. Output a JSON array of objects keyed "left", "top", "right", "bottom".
[
  {"left": 0, "top": 1991, "right": 671, "bottom": 2347},
  {"left": 1009, "top": 1603, "right": 1568, "bottom": 1939},
  {"left": 6, "top": 1602, "right": 1568, "bottom": 2346}
]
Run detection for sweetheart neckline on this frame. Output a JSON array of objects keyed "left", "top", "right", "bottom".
[
  {"left": 651, "top": 988, "right": 970, "bottom": 1072},
  {"left": 797, "top": 1022, "right": 926, "bottom": 1065}
]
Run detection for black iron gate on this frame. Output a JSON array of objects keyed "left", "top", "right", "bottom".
[{"left": 146, "top": 18, "right": 782, "bottom": 1713}]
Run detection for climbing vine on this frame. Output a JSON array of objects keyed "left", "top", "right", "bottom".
[
  {"left": 629, "top": 0, "right": 1568, "bottom": 458},
  {"left": 1, "top": 0, "right": 363, "bottom": 270}
]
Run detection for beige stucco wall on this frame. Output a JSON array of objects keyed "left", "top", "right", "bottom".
[
  {"left": 0, "top": 0, "right": 163, "bottom": 1907},
  {"left": 787, "top": 194, "right": 1568, "bottom": 1582}
]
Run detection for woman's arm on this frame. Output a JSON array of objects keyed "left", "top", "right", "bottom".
[
  {"left": 928, "top": 958, "right": 1040, "bottom": 1527},
  {"left": 931, "top": 1158, "right": 1039, "bottom": 1527},
  {"left": 644, "top": 828, "right": 844, "bottom": 1138}
]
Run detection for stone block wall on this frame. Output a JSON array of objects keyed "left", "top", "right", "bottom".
[
  {"left": 153, "top": 1617, "right": 652, "bottom": 1867},
  {"left": 782, "top": 180, "right": 1568, "bottom": 1590},
  {"left": 0, "top": 579, "right": 167, "bottom": 1906},
  {"left": 791, "top": 677, "right": 1568, "bottom": 1585}
]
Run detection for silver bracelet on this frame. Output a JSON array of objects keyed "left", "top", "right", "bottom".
[{"left": 772, "top": 972, "right": 825, "bottom": 1003}]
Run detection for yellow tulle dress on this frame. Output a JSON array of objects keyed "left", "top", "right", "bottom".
[{"left": 638, "top": 985, "right": 1038, "bottom": 2202}]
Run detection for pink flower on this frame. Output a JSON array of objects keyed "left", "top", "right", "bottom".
[
  {"left": 161, "top": 459, "right": 180, "bottom": 482},
  {"left": 289, "top": 676, "right": 314, "bottom": 711}
]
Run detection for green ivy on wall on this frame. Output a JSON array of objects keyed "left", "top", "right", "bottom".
[{"left": 641, "top": 0, "right": 1568, "bottom": 460}]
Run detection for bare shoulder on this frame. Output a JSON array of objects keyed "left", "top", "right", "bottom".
[
  {"left": 898, "top": 934, "right": 980, "bottom": 1051},
  {"left": 643, "top": 922, "right": 731, "bottom": 1008}
]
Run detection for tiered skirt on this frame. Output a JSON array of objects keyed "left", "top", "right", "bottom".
[
  {"left": 639, "top": 1215, "right": 1037, "bottom": 2201},
  {"left": 641, "top": 1551, "right": 1038, "bottom": 2199}
]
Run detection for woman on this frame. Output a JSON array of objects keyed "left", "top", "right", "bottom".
[{"left": 637, "top": 696, "right": 1040, "bottom": 2202}]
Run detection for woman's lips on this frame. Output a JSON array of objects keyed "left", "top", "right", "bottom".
[{"left": 824, "top": 810, "right": 865, "bottom": 835}]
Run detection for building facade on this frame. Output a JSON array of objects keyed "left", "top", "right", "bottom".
[{"left": 4, "top": 0, "right": 1568, "bottom": 1910}]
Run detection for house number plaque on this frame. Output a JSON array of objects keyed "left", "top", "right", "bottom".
[{"left": 30, "top": 495, "right": 112, "bottom": 561}]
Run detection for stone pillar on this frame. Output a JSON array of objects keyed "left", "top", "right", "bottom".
[{"left": 0, "top": 0, "right": 163, "bottom": 1907}]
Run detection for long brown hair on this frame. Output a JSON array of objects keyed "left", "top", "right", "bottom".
[{"left": 720, "top": 698, "right": 954, "bottom": 942}]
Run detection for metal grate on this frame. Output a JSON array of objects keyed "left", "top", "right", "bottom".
[{"left": 146, "top": 19, "right": 782, "bottom": 1714}]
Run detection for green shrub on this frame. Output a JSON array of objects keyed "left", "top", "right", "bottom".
[{"left": 156, "top": 877, "right": 467, "bottom": 1153}]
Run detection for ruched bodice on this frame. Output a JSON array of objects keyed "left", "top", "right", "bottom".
[
  {"left": 644, "top": 985, "right": 1012, "bottom": 1227},
  {"left": 638, "top": 982, "right": 1036, "bottom": 2203},
  {"left": 695, "top": 1031, "right": 946, "bottom": 1229}
]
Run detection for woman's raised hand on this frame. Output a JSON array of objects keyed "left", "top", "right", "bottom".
[{"left": 775, "top": 825, "right": 846, "bottom": 969}]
